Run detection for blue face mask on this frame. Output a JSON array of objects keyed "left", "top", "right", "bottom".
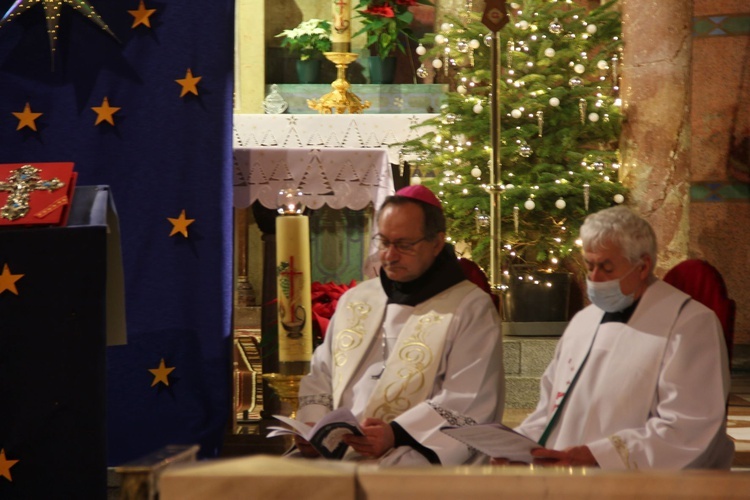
[{"left": 586, "top": 264, "right": 640, "bottom": 313}]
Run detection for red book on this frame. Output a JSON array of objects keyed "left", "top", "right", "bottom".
[{"left": 0, "top": 162, "right": 77, "bottom": 227}]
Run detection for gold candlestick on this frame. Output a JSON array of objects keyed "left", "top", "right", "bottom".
[
  {"left": 308, "top": 52, "right": 370, "bottom": 114},
  {"left": 262, "top": 373, "right": 303, "bottom": 418}
]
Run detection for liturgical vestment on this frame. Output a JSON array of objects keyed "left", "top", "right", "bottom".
[
  {"left": 297, "top": 278, "right": 504, "bottom": 465},
  {"left": 516, "top": 279, "right": 734, "bottom": 470}
]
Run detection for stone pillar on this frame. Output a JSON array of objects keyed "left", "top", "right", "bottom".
[{"left": 620, "top": 0, "right": 693, "bottom": 275}]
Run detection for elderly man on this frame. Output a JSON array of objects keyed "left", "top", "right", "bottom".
[
  {"left": 295, "top": 185, "right": 504, "bottom": 465},
  {"left": 495, "top": 205, "right": 734, "bottom": 469}
]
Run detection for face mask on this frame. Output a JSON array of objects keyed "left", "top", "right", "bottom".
[{"left": 586, "top": 264, "right": 640, "bottom": 313}]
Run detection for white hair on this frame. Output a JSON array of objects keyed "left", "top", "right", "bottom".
[{"left": 579, "top": 206, "right": 657, "bottom": 272}]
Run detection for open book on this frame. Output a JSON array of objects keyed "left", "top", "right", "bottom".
[
  {"left": 441, "top": 423, "right": 541, "bottom": 462},
  {"left": 267, "top": 407, "right": 363, "bottom": 460}
]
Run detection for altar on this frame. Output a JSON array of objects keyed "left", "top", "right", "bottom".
[{"left": 232, "top": 113, "right": 437, "bottom": 286}]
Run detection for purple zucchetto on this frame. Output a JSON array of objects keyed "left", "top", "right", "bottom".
[{"left": 395, "top": 185, "right": 442, "bottom": 209}]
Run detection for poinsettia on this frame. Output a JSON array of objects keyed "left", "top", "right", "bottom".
[
  {"left": 353, "top": 0, "right": 433, "bottom": 58},
  {"left": 311, "top": 280, "right": 357, "bottom": 344}
]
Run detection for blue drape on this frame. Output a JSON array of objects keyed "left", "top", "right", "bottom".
[{"left": 0, "top": 0, "right": 235, "bottom": 465}]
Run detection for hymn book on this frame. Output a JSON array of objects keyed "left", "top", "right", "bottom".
[
  {"left": 441, "top": 423, "right": 541, "bottom": 462},
  {"left": 267, "top": 407, "right": 364, "bottom": 460}
]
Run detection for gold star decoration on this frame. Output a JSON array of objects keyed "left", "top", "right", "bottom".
[
  {"left": 0, "top": 449, "right": 19, "bottom": 482},
  {"left": 0, "top": 264, "right": 23, "bottom": 295},
  {"left": 128, "top": 0, "right": 156, "bottom": 29},
  {"left": 91, "top": 97, "right": 121, "bottom": 126},
  {"left": 175, "top": 68, "right": 202, "bottom": 97},
  {"left": 0, "top": 0, "right": 120, "bottom": 68},
  {"left": 167, "top": 209, "right": 195, "bottom": 237},
  {"left": 148, "top": 358, "right": 175, "bottom": 387},
  {"left": 12, "top": 102, "right": 43, "bottom": 131}
]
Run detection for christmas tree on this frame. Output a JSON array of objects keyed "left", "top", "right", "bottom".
[{"left": 404, "top": 0, "right": 626, "bottom": 280}]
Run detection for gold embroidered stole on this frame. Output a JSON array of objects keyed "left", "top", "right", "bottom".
[{"left": 330, "top": 280, "right": 475, "bottom": 423}]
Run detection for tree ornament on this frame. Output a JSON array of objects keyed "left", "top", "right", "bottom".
[
  {"left": 513, "top": 205, "right": 520, "bottom": 232},
  {"left": 507, "top": 40, "right": 515, "bottom": 67},
  {"left": 473, "top": 103, "right": 483, "bottom": 114},
  {"left": 569, "top": 77, "right": 583, "bottom": 87},
  {"left": 469, "top": 39, "right": 480, "bottom": 49},
  {"left": 614, "top": 193, "right": 625, "bottom": 204},
  {"left": 416, "top": 43, "right": 427, "bottom": 56},
  {"left": 579, "top": 98, "right": 587, "bottom": 124},
  {"left": 511, "top": 109, "right": 522, "bottom": 119},
  {"left": 549, "top": 18, "right": 563, "bottom": 35},
  {"left": 435, "top": 34, "right": 446, "bottom": 45},
  {"left": 518, "top": 20, "right": 529, "bottom": 30},
  {"left": 587, "top": 24, "right": 598, "bottom": 34},
  {"left": 471, "top": 166, "right": 482, "bottom": 178},
  {"left": 441, "top": 22, "right": 452, "bottom": 32},
  {"left": 416, "top": 65, "right": 429, "bottom": 78},
  {"left": 555, "top": 197, "right": 566, "bottom": 209},
  {"left": 611, "top": 55, "right": 619, "bottom": 83},
  {"left": 444, "top": 113, "right": 457, "bottom": 124},
  {"left": 544, "top": 47, "right": 556, "bottom": 58},
  {"left": 524, "top": 198, "right": 536, "bottom": 210},
  {"left": 592, "top": 160, "right": 605, "bottom": 170},
  {"left": 456, "top": 39, "right": 469, "bottom": 53},
  {"left": 549, "top": 97, "right": 560, "bottom": 107},
  {"left": 583, "top": 183, "right": 590, "bottom": 211},
  {"left": 457, "top": 84, "right": 467, "bottom": 94},
  {"left": 597, "top": 59, "right": 609, "bottom": 70},
  {"left": 484, "top": 34, "right": 493, "bottom": 47},
  {"left": 432, "top": 58, "right": 443, "bottom": 69},
  {"left": 518, "top": 143, "right": 532, "bottom": 157},
  {"left": 574, "top": 63, "right": 585, "bottom": 74},
  {"left": 588, "top": 112, "right": 600, "bottom": 122},
  {"left": 537, "top": 110, "right": 544, "bottom": 137}
]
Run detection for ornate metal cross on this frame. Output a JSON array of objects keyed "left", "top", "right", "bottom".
[{"left": 0, "top": 164, "right": 65, "bottom": 221}]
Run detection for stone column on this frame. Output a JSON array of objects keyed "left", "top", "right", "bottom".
[{"left": 619, "top": 0, "right": 693, "bottom": 275}]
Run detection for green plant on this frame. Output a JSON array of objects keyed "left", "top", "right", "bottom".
[
  {"left": 276, "top": 19, "right": 332, "bottom": 61},
  {"left": 353, "top": 0, "right": 433, "bottom": 58}
]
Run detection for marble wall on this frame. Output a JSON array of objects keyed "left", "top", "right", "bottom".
[{"left": 690, "top": 0, "right": 750, "bottom": 357}]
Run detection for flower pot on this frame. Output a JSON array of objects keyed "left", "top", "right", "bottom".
[
  {"left": 369, "top": 56, "right": 397, "bottom": 84},
  {"left": 296, "top": 59, "right": 321, "bottom": 84}
]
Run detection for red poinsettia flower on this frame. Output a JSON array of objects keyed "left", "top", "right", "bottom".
[
  {"left": 311, "top": 280, "right": 357, "bottom": 343},
  {"left": 364, "top": 5, "right": 395, "bottom": 18}
]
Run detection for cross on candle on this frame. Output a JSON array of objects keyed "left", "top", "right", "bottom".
[
  {"left": 331, "top": 0, "right": 351, "bottom": 47},
  {"left": 279, "top": 255, "right": 304, "bottom": 324},
  {"left": 0, "top": 165, "right": 65, "bottom": 221}
]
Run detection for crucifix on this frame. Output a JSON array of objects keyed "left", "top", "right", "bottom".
[{"left": 0, "top": 164, "right": 65, "bottom": 221}]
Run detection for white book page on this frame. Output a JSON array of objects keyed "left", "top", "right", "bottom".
[{"left": 441, "top": 423, "right": 541, "bottom": 462}]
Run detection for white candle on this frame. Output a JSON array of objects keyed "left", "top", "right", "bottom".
[{"left": 331, "top": 0, "right": 351, "bottom": 51}]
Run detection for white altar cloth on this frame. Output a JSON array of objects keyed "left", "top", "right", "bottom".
[
  {"left": 232, "top": 114, "right": 437, "bottom": 164},
  {"left": 233, "top": 146, "right": 394, "bottom": 278},
  {"left": 233, "top": 147, "right": 393, "bottom": 212}
]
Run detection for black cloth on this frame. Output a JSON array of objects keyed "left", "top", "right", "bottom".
[
  {"left": 379, "top": 244, "right": 466, "bottom": 306},
  {"left": 601, "top": 299, "right": 640, "bottom": 324},
  {"left": 389, "top": 421, "right": 441, "bottom": 464}
]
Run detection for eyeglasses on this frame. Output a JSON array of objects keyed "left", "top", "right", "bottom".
[{"left": 374, "top": 236, "right": 428, "bottom": 255}]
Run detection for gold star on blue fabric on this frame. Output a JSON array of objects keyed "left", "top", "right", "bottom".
[{"left": 0, "top": 0, "right": 120, "bottom": 67}]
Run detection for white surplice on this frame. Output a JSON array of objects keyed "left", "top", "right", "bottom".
[
  {"left": 297, "top": 278, "right": 504, "bottom": 466},
  {"left": 516, "top": 279, "right": 734, "bottom": 470}
]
